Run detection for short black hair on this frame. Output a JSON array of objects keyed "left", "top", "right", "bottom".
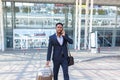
[{"left": 56, "top": 23, "right": 63, "bottom": 27}]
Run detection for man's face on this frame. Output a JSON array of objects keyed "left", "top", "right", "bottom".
[{"left": 56, "top": 24, "right": 63, "bottom": 34}]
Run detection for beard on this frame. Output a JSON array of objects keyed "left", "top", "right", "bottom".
[{"left": 57, "top": 30, "right": 62, "bottom": 35}]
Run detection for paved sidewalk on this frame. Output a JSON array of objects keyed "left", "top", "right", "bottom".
[{"left": 0, "top": 49, "right": 120, "bottom": 80}]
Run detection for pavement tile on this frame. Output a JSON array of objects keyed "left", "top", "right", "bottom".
[{"left": 0, "top": 50, "right": 120, "bottom": 80}]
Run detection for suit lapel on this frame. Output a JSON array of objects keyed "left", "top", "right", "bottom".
[{"left": 53, "top": 34, "right": 61, "bottom": 46}]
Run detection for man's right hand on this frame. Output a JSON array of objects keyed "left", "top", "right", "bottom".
[{"left": 46, "top": 61, "right": 50, "bottom": 66}]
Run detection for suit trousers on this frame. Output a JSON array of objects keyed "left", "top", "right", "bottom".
[{"left": 53, "top": 58, "right": 69, "bottom": 80}]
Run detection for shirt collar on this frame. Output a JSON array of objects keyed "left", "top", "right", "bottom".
[{"left": 56, "top": 33, "right": 62, "bottom": 38}]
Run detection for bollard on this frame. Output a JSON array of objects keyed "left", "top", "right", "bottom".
[{"left": 98, "top": 47, "right": 100, "bottom": 53}]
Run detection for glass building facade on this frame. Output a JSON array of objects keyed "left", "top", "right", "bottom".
[{"left": 0, "top": 1, "right": 120, "bottom": 50}]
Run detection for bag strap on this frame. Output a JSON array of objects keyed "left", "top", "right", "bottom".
[{"left": 67, "top": 44, "right": 71, "bottom": 57}]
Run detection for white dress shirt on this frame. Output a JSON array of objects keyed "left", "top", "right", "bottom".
[{"left": 56, "top": 35, "right": 63, "bottom": 46}]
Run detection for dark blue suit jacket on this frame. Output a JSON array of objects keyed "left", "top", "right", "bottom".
[{"left": 47, "top": 33, "right": 73, "bottom": 61}]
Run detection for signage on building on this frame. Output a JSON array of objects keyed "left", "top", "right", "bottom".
[{"left": 13, "top": 29, "right": 56, "bottom": 49}]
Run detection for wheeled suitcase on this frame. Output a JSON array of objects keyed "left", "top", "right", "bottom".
[
  {"left": 36, "top": 66, "right": 52, "bottom": 80},
  {"left": 36, "top": 75, "right": 52, "bottom": 80}
]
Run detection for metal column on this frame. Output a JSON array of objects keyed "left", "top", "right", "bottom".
[
  {"left": 74, "top": 0, "right": 82, "bottom": 50},
  {"left": 77, "top": 0, "right": 82, "bottom": 50},
  {"left": 84, "top": 0, "right": 89, "bottom": 49},
  {"left": 0, "top": 0, "right": 5, "bottom": 51},
  {"left": 112, "top": 6, "right": 118, "bottom": 47},
  {"left": 89, "top": 0, "right": 94, "bottom": 50},
  {"left": 74, "top": 0, "right": 78, "bottom": 50}
]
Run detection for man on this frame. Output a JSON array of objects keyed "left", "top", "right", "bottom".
[{"left": 46, "top": 23, "right": 73, "bottom": 80}]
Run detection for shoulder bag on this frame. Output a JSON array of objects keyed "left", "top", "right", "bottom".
[{"left": 67, "top": 46, "right": 74, "bottom": 66}]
